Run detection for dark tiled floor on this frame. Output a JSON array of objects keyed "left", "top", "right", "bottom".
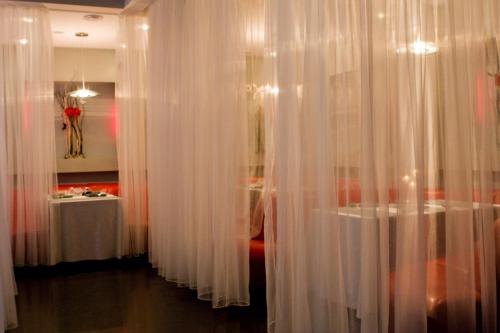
[{"left": 11, "top": 257, "right": 268, "bottom": 333}]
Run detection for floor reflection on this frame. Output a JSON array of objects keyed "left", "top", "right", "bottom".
[{"left": 12, "top": 257, "right": 267, "bottom": 333}]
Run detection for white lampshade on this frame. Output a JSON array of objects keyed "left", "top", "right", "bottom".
[
  {"left": 69, "top": 88, "right": 99, "bottom": 98},
  {"left": 70, "top": 32, "right": 99, "bottom": 99}
]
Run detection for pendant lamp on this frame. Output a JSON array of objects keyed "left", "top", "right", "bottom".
[{"left": 69, "top": 32, "right": 99, "bottom": 98}]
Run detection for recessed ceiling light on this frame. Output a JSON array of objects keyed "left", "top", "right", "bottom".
[
  {"left": 53, "top": 30, "right": 64, "bottom": 34},
  {"left": 22, "top": 17, "right": 33, "bottom": 23},
  {"left": 84, "top": 14, "right": 104, "bottom": 21},
  {"left": 19, "top": 39, "right": 28, "bottom": 45},
  {"left": 141, "top": 24, "right": 149, "bottom": 31}
]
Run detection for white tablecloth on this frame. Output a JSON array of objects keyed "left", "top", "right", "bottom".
[
  {"left": 312, "top": 202, "right": 500, "bottom": 309},
  {"left": 334, "top": 203, "right": 446, "bottom": 309},
  {"left": 48, "top": 195, "right": 122, "bottom": 265},
  {"left": 250, "top": 184, "right": 264, "bottom": 238}
]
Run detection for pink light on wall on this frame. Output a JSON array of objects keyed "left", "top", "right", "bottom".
[
  {"left": 22, "top": 84, "right": 30, "bottom": 131},
  {"left": 110, "top": 101, "right": 118, "bottom": 139},
  {"left": 475, "top": 76, "right": 485, "bottom": 123}
]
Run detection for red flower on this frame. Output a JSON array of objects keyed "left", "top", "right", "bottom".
[{"left": 64, "top": 107, "right": 81, "bottom": 117}]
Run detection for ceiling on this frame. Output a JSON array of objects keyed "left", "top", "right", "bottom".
[
  {"left": 20, "top": 0, "right": 126, "bottom": 8},
  {"left": 48, "top": 5, "right": 120, "bottom": 49},
  {"left": 15, "top": 0, "right": 153, "bottom": 49},
  {"left": 44, "top": 0, "right": 153, "bottom": 49},
  {"left": 14, "top": 1, "right": 129, "bottom": 49}
]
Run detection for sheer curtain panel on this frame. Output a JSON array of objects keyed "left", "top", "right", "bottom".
[
  {"left": 263, "top": 0, "right": 499, "bottom": 332},
  {"left": 0, "top": 45, "right": 17, "bottom": 330},
  {"left": 147, "top": 0, "right": 250, "bottom": 307},
  {"left": 0, "top": 179, "right": 16, "bottom": 330},
  {"left": 0, "top": 2, "right": 57, "bottom": 266},
  {"left": 0, "top": 147, "right": 16, "bottom": 330},
  {"left": 116, "top": 14, "right": 149, "bottom": 256}
]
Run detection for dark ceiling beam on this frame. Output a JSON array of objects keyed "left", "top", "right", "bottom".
[
  {"left": 17, "top": 0, "right": 125, "bottom": 8},
  {"left": 122, "top": 0, "right": 153, "bottom": 14}
]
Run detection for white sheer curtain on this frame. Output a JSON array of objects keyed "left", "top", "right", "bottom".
[
  {"left": 264, "top": 0, "right": 499, "bottom": 332},
  {"left": 147, "top": 0, "right": 250, "bottom": 307},
  {"left": 0, "top": 58, "right": 17, "bottom": 331},
  {"left": 116, "top": 14, "right": 149, "bottom": 256},
  {"left": 0, "top": 188, "right": 16, "bottom": 330},
  {"left": 244, "top": 0, "right": 267, "bottom": 238},
  {"left": 0, "top": 2, "right": 57, "bottom": 267}
]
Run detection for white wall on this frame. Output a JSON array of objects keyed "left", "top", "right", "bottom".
[
  {"left": 54, "top": 47, "right": 118, "bottom": 173},
  {"left": 54, "top": 47, "right": 116, "bottom": 82}
]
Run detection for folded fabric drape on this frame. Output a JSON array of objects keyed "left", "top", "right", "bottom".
[
  {"left": 263, "top": 0, "right": 499, "bottom": 332},
  {"left": 0, "top": 2, "right": 57, "bottom": 267},
  {"left": 0, "top": 88, "right": 17, "bottom": 330},
  {"left": 0, "top": 1, "right": 56, "bottom": 327},
  {"left": 116, "top": 14, "right": 149, "bottom": 256},
  {"left": 147, "top": 0, "right": 250, "bottom": 307}
]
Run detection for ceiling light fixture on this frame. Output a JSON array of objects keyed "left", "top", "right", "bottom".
[
  {"left": 84, "top": 14, "right": 104, "bottom": 21},
  {"left": 22, "top": 17, "right": 33, "bottom": 23},
  {"left": 141, "top": 23, "right": 149, "bottom": 31},
  {"left": 396, "top": 40, "right": 438, "bottom": 55},
  {"left": 259, "top": 84, "right": 279, "bottom": 95},
  {"left": 69, "top": 32, "right": 99, "bottom": 99},
  {"left": 19, "top": 38, "right": 28, "bottom": 45}
]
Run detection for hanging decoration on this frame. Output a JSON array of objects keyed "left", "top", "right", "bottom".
[{"left": 55, "top": 84, "right": 85, "bottom": 158}]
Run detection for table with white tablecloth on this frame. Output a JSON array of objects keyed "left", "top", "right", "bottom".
[
  {"left": 48, "top": 195, "right": 122, "bottom": 265},
  {"left": 250, "top": 184, "right": 264, "bottom": 238},
  {"left": 312, "top": 202, "right": 500, "bottom": 309}
]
